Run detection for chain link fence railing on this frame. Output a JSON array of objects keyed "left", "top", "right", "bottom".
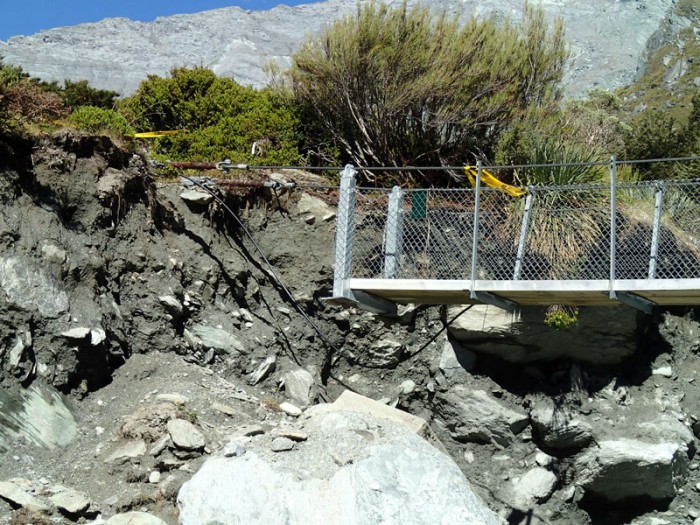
[{"left": 343, "top": 172, "right": 700, "bottom": 283}]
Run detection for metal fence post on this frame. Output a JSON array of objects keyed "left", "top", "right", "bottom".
[
  {"left": 609, "top": 156, "right": 617, "bottom": 299},
  {"left": 470, "top": 161, "right": 483, "bottom": 297},
  {"left": 384, "top": 186, "right": 404, "bottom": 279},
  {"left": 513, "top": 190, "right": 534, "bottom": 280},
  {"left": 648, "top": 181, "right": 665, "bottom": 279},
  {"left": 332, "top": 164, "right": 357, "bottom": 299}
]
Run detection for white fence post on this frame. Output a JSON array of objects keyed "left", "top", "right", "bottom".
[
  {"left": 332, "top": 165, "right": 357, "bottom": 300},
  {"left": 384, "top": 186, "right": 404, "bottom": 279}
]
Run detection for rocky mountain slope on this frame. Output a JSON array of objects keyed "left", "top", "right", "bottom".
[
  {"left": 0, "top": 0, "right": 680, "bottom": 98},
  {"left": 1, "top": 131, "right": 700, "bottom": 525}
]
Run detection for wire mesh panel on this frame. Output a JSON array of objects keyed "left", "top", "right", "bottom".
[
  {"left": 473, "top": 187, "right": 524, "bottom": 280},
  {"left": 615, "top": 182, "right": 657, "bottom": 279},
  {"left": 351, "top": 188, "right": 391, "bottom": 278},
  {"left": 511, "top": 184, "right": 611, "bottom": 280},
  {"left": 344, "top": 177, "right": 700, "bottom": 284},
  {"left": 655, "top": 179, "right": 700, "bottom": 279},
  {"left": 400, "top": 189, "right": 475, "bottom": 279}
]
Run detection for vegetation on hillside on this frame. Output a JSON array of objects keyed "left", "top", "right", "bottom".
[
  {"left": 118, "top": 67, "right": 301, "bottom": 167},
  {"left": 1, "top": 0, "right": 698, "bottom": 186},
  {"left": 287, "top": 0, "right": 567, "bottom": 186}
]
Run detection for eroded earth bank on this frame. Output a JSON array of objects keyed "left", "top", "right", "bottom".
[{"left": 1, "top": 132, "right": 700, "bottom": 525}]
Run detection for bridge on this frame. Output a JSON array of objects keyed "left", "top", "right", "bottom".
[{"left": 328, "top": 161, "right": 700, "bottom": 315}]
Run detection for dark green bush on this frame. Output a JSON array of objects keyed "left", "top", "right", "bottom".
[
  {"left": 119, "top": 67, "right": 302, "bottom": 166},
  {"left": 69, "top": 106, "right": 134, "bottom": 137}
]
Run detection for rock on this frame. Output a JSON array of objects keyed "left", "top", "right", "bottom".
[
  {"left": 223, "top": 441, "right": 247, "bottom": 457},
  {"left": 212, "top": 402, "right": 240, "bottom": 417},
  {"left": 574, "top": 439, "right": 689, "bottom": 501},
  {"left": 148, "top": 434, "right": 170, "bottom": 457},
  {"left": 8, "top": 335, "right": 26, "bottom": 369},
  {"left": 155, "top": 393, "right": 188, "bottom": 405},
  {"left": 104, "top": 439, "right": 147, "bottom": 463},
  {"left": 180, "top": 189, "right": 214, "bottom": 205},
  {"left": 120, "top": 403, "right": 179, "bottom": 442},
  {"left": 0, "top": 384, "right": 78, "bottom": 453},
  {"left": 177, "top": 410, "right": 502, "bottom": 525},
  {"left": 652, "top": 366, "right": 673, "bottom": 378},
  {"left": 272, "top": 430, "right": 308, "bottom": 442},
  {"left": 0, "top": 481, "right": 51, "bottom": 513},
  {"left": 296, "top": 193, "right": 336, "bottom": 222},
  {"left": 398, "top": 379, "right": 416, "bottom": 395},
  {"left": 0, "top": 256, "right": 69, "bottom": 317},
  {"left": 448, "top": 305, "right": 637, "bottom": 364},
  {"left": 329, "top": 390, "right": 446, "bottom": 453},
  {"left": 49, "top": 486, "right": 91, "bottom": 515},
  {"left": 535, "top": 451, "right": 555, "bottom": 467},
  {"left": 508, "top": 467, "right": 557, "bottom": 507},
  {"left": 434, "top": 387, "right": 529, "bottom": 446},
  {"left": 60, "top": 326, "right": 91, "bottom": 339},
  {"left": 159, "top": 295, "right": 184, "bottom": 318},
  {"left": 530, "top": 403, "right": 593, "bottom": 449},
  {"left": 148, "top": 471, "right": 161, "bottom": 484},
  {"left": 282, "top": 368, "right": 316, "bottom": 407},
  {"left": 105, "top": 512, "right": 168, "bottom": 525},
  {"left": 248, "top": 355, "right": 276, "bottom": 386},
  {"left": 90, "top": 328, "right": 106, "bottom": 345},
  {"left": 279, "top": 402, "right": 302, "bottom": 417},
  {"left": 355, "top": 338, "right": 404, "bottom": 368},
  {"left": 270, "top": 437, "right": 295, "bottom": 452},
  {"left": 234, "top": 424, "right": 265, "bottom": 438},
  {"left": 188, "top": 324, "right": 245, "bottom": 355},
  {"left": 439, "top": 337, "right": 476, "bottom": 378},
  {"left": 167, "top": 419, "right": 205, "bottom": 450}
]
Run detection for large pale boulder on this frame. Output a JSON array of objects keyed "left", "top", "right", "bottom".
[
  {"left": 178, "top": 409, "right": 503, "bottom": 525},
  {"left": 434, "top": 387, "right": 529, "bottom": 446},
  {"left": 448, "top": 305, "right": 638, "bottom": 364},
  {"left": 574, "top": 439, "right": 689, "bottom": 501}
]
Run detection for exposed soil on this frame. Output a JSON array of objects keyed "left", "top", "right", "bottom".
[{"left": 1, "top": 131, "right": 700, "bottom": 525}]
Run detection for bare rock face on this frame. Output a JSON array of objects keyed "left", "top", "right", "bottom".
[
  {"left": 434, "top": 387, "right": 529, "bottom": 446},
  {"left": 574, "top": 440, "right": 689, "bottom": 502},
  {"left": 177, "top": 409, "right": 503, "bottom": 525},
  {"left": 0, "top": 0, "right": 676, "bottom": 98},
  {"left": 448, "top": 305, "right": 639, "bottom": 364}
]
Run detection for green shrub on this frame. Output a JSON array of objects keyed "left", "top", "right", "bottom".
[
  {"left": 119, "top": 67, "right": 301, "bottom": 166},
  {"left": 62, "top": 80, "right": 119, "bottom": 110},
  {"left": 69, "top": 106, "right": 134, "bottom": 137},
  {"left": 287, "top": 0, "right": 567, "bottom": 186},
  {"left": 544, "top": 305, "right": 579, "bottom": 330}
]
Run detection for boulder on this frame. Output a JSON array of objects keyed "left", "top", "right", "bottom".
[
  {"left": 439, "top": 337, "right": 476, "bottom": 379},
  {"left": 167, "top": 419, "right": 205, "bottom": 450},
  {"left": 180, "top": 189, "right": 214, "bottom": 206},
  {"left": 49, "top": 485, "right": 91, "bottom": 515},
  {"left": 434, "top": 387, "right": 529, "bottom": 446},
  {"left": 0, "top": 384, "right": 77, "bottom": 453},
  {"left": 447, "top": 305, "right": 637, "bottom": 364},
  {"left": 353, "top": 338, "right": 404, "bottom": 368},
  {"left": 296, "top": 193, "right": 336, "bottom": 222},
  {"left": 0, "top": 255, "right": 69, "bottom": 317},
  {"left": 530, "top": 403, "right": 593, "bottom": 449},
  {"left": 508, "top": 467, "right": 558, "bottom": 508},
  {"left": 574, "top": 439, "right": 689, "bottom": 501},
  {"left": 105, "top": 512, "right": 168, "bottom": 525},
  {"left": 283, "top": 368, "right": 317, "bottom": 407},
  {"left": 0, "top": 481, "right": 51, "bottom": 513},
  {"left": 178, "top": 409, "right": 503, "bottom": 525},
  {"left": 187, "top": 324, "right": 245, "bottom": 355}
]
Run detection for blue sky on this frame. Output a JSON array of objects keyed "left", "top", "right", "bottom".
[{"left": 0, "top": 1, "right": 320, "bottom": 41}]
